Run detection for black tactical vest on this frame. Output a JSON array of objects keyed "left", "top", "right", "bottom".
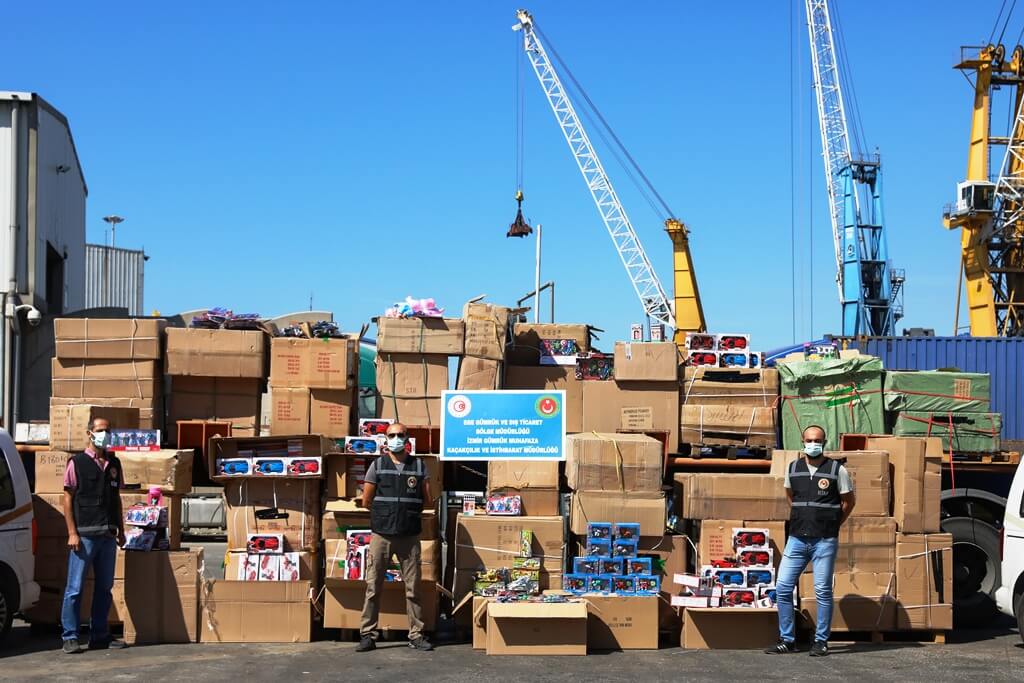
[
  {"left": 71, "top": 452, "right": 122, "bottom": 537},
  {"left": 370, "top": 455, "right": 425, "bottom": 537},
  {"left": 788, "top": 457, "right": 842, "bottom": 538}
]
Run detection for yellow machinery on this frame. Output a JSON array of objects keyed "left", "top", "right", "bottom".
[
  {"left": 944, "top": 44, "right": 1024, "bottom": 336},
  {"left": 665, "top": 218, "right": 706, "bottom": 342}
]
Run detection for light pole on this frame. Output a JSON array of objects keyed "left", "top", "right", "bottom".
[{"left": 103, "top": 214, "right": 125, "bottom": 247}]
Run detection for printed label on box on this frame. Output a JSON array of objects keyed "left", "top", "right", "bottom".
[{"left": 620, "top": 406, "right": 654, "bottom": 430}]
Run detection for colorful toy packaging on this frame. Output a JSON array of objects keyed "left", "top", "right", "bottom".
[
  {"left": 586, "top": 538, "right": 612, "bottom": 557},
  {"left": 587, "top": 575, "right": 612, "bottom": 594},
  {"left": 574, "top": 557, "right": 600, "bottom": 575},
  {"left": 721, "top": 587, "right": 758, "bottom": 608},
  {"left": 612, "top": 538, "right": 638, "bottom": 558},
  {"left": 737, "top": 548, "right": 773, "bottom": 568},
  {"left": 485, "top": 494, "right": 522, "bottom": 516},
  {"left": 246, "top": 533, "right": 284, "bottom": 554},
  {"left": 598, "top": 558, "right": 624, "bottom": 576},
  {"left": 588, "top": 523, "right": 612, "bottom": 540},
  {"left": 627, "top": 557, "right": 653, "bottom": 575},
  {"left": 575, "top": 355, "right": 614, "bottom": 381},
  {"left": 732, "top": 528, "right": 770, "bottom": 550},
  {"left": 612, "top": 576, "right": 636, "bottom": 594},
  {"left": 634, "top": 575, "right": 660, "bottom": 595},
  {"left": 563, "top": 574, "right": 588, "bottom": 594},
  {"left": 613, "top": 523, "right": 640, "bottom": 541}
]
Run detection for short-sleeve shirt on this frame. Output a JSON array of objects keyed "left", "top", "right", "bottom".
[
  {"left": 784, "top": 459, "right": 854, "bottom": 494},
  {"left": 63, "top": 448, "right": 123, "bottom": 491}
]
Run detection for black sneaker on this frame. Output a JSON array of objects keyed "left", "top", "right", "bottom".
[
  {"left": 62, "top": 639, "right": 82, "bottom": 655},
  {"left": 810, "top": 641, "right": 829, "bottom": 657},
  {"left": 88, "top": 637, "right": 127, "bottom": 650},
  {"left": 408, "top": 637, "right": 434, "bottom": 651},
  {"left": 355, "top": 636, "right": 376, "bottom": 652},
  {"left": 764, "top": 640, "right": 799, "bottom": 654}
]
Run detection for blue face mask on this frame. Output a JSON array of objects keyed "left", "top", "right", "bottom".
[
  {"left": 803, "top": 442, "right": 824, "bottom": 458},
  {"left": 387, "top": 436, "right": 407, "bottom": 453},
  {"left": 92, "top": 431, "right": 109, "bottom": 449}
]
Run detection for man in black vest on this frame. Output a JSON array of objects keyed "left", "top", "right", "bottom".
[
  {"left": 60, "top": 417, "right": 126, "bottom": 654},
  {"left": 766, "top": 425, "right": 855, "bottom": 657},
  {"left": 357, "top": 422, "right": 433, "bottom": 652}
]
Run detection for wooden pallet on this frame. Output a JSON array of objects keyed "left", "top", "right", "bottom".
[
  {"left": 681, "top": 443, "right": 772, "bottom": 460},
  {"left": 827, "top": 629, "right": 947, "bottom": 644},
  {"left": 950, "top": 451, "right": 1020, "bottom": 465}
]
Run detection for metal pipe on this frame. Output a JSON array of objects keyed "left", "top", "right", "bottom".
[
  {"left": 534, "top": 223, "right": 542, "bottom": 324},
  {"left": 11, "top": 313, "right": 21, "bottom": 431},
  {"left": 4, "top": 101, "right": 20, "bottom": 429}
]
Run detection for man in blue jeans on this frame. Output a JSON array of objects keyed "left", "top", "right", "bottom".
[
  {"left": 60, "top": 417, "right": 126, "bottom": 654},
  {"left": 766, "top": 425, "right": 855, "bottom": 657}
]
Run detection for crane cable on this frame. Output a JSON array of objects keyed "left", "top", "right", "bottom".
[
  {"left": 997, "top": 0, "right": 1019, "bottom": 47},
  {"left": 515, "top": 31, "right": 525, "bottom": 194},
  {"left": 830, "top": 0, "right": 868, "bottom": 160}
]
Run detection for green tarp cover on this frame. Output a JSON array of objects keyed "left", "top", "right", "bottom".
[
  {"left": 883, "top": 370, "right": 991, "bottom": 413},
  {"left": 892, "top": 411, "right": 1001, "bottom": 453},
  {"left": 778, "top": 355, "right": 885, "bottom": 450}
]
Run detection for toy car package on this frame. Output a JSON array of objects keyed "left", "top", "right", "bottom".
[
  {"left": 612, "top": 576, "right": 636, "bottom": 594},
  {"left": 563, "top": 574, "right": 588, "bottom": 594},
  {"left": 586, "top": 538, "right": 611, "bottom": 557},
  {"left": 722, "top": 587, "right": 758, "bottom": 608},
  {"left": 238, "top": 553, "right": 260, "bottom": 581},
  {"left": 718, "top": 352, "right": 750, "bottom": 369},
  {"left": 685, "top": 333, "right": 716, "bottom": 351},
  {"left": 279, "top": 552, "right": 302, "bottom": 582},
  {"left": 598, "top": 557, "right": 624, "bottom": 576},
  {"left": 286, "top": 457, "right": 322, "bottom": 476},
  {"left": 345, "top": 436, "right": 385, "bottom": 455},
  {"left": 612, "top": 538, "right": 638, "bottom": 558},
  {"left": 247, "top": 533, "right": 284, "bottom": 554},
  {"left": 485, "top": 494, "right": 522, "bottom": 516},
  {"left": 757, "top": 586, "right": 778, "bottom": 607},
  {"left": 709, "top": 566, "right": 747, "bottom": 587},
  {"left": 634, "top": 574, "right": 660, "bottom": 595},
  {"left": 716, "top": 333, "right": 750, "bottom": 351},
  {"left": 628, "top": 557, "right": 653, "bottom": 575},
  {"left": 732, "top": 527, "right": 770, "bottom": 550},
  {"left": 217, "top": 458, "right": 251, "bottom": 476},
  {"left": 688, "top": 351, "right": 719, "bottom": 367},
  {"left": 258, "top": 554, "right": 281, "bottom": 581},
  {"left": 745, "top": 568, "right": 775, "bottom": 588},
  {"left": 358, "top": 418, "right": 394, "bottom": 437},
  {"left": 254, "top": 458, "right": 287, "bottom": 476},
  {"left": 124, "top": 504, "right": 168, "bottom": 529},
  {"left": 737, "top": 548, "right": 773, "bottom": 568},
  {"left": 573, "top": 557, "right": 600, "bottom": 575},
  {"left": 613, "top": 523, "right": 640, "bottom": 541},
  {"left": 587, "top": 522, "right": 612, "bottom": 540}
]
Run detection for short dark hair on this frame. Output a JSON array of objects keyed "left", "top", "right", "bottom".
[
  {"left": 89, "top": 416, "right": 111, "bottom": 431},
  {"left": 802, "top": 424, "right": 827, "bottom": 439}
]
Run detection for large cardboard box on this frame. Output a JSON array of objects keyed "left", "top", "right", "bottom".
[
  {"left": 269, "top": 337, "right": 355, "bottom": 389},
  {"left": 166, "top": 328, "right": 266, "bottom": 378},
  {"left": 124, "top": 548, "right": 203, "bottom": 644},
  {"left": 321, "top": 499, "right": 438, "bottom": 540},
  {"left": 168, "top": 377, "right": 262, "bottom": 439},
  {"left": 376, "top": 353, "right": 448, "bottom": 425},
  {"left": 207, "top": 434, "right": 331, "bottom": 481},
  {"left": 377, "top": 317, "right": 465, "bottom": 355},
  {"left": 613, "top": 342, "right": 678, "bottom": 381},
  {"left": 799, "top": 571, "right": 896, "bottom": 631},
  {"left": 508, "top": 323, "right": 591, "bottom": 366},
  {"left": 54, "top": 318, "right": 166, "bottom": 360},
  {"left": 770, "top": 450, "right": 890, "bottom": 517},
  {"left": 586, "top": 595, "right": 659, "bottom": 650},
  {"left": 223, "top": 478, "right": 321, "bottom": 552},
  {"left": 310, "top": 388, "right": 355, "bottom": 437},
  {"left": 51, "top": 359, "right": 159, "bottom": 399},
  {"left": 581, "top": 380, "right": 680, "bottom": 453},
  {"left": 50, "top": 396, "right": 158, "bottom": 430},
  {"left": 675, "top": 473, "right": 789, "bottom": 521},
  {"left": 456, "top": 356, "right": 502, "bottom": 390},
  {"left": 33, "top": 451, "right": 70, "bottom": 494},
  {"left": 681, "top": 608, "right": 778, "bottom": 649},
  {"left": 323, "top": 580, "right": 439, "bottom": 630},
  {"left": 486, "top": 601, "right": 587, "bottom": 655},
  {"left": 463, "top": 302, "right": 512, "bottom": 361},
  {"left": 570, "top": 490, "right": 666, "bottom": 537},
  {"left": 895, "top": 533, "right": 953, "bottom": 630},
  {"left": 224, "top": 551, "right": 319, "bottom": 582},
  {"left": 268, "top": 386, "right": 309, "bottom": 435},
  {"left": 682, "top": 367, "right": 779, "bottom": 407},
  {"left": 486, "top": 459, "right": 559, "bottom": 516},
  {"left": 863, "top": 436, "right": 942, "bottom": 533},
  {"left": 892, "top": 411, "right": 1001, "bottom": 453},
  {"left": 201, "top": 580, "right": 312, "bottom": 642},
  {"left": 565, "top": 432, "right": 662, "bottom": 492},
  {"left": 118, "top": 449, "right": 194, "bottom": 495},
  {"left": 777, "top": 355, "right": 885, "bottom": 450},
  {"left": 504, "top": 365, "right": 583, "bottom": 432},
  {"left": 680, "top": 405, "right": 777, "bottom": 448},
  {"left": 324, "top": 539, "right": 439, "bottom": 582},
  {"left": 829, "top": 517, "right": 897, "bottom": 574},
  {"left": 49, "top": 404, "right": 140, "bottom": 452},
  {"left": 884, "top": 370, "right": 991, "bottom": 413},
  {"left": 699, "top": 519, "right": 786, "bottom": 570},
  {"left": 454, "top": 514, "right": 565, "bottom": 570}
]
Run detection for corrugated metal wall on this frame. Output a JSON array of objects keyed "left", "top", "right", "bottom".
[
  {"left": 85, "top": 244, "right": 145, "bottom": 315},
  {"left": 836, "top": 336, "right": 1024, "bottom": 441}
]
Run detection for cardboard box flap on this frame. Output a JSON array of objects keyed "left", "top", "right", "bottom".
[
  {"left": 324, "top": 498, "right": 365, "bottom": 513},
  {"left": 487, "top": 601, "right": 587, "bottom": 619},
  {"left": 118, "top": 449, "right": 194, "bottom": 495},
  {"left": 376, "top": 318, "right": 466, "bottom": 355}
]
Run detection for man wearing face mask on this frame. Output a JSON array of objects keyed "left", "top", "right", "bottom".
[
  {"left": 766, "top": 425, "right": 855, "bottom": 658},
  {"left": 60, "top": 417, "right": 126, "bottom": 654},
  {"left": 357, "top": 422, "right": 434, "bottom": 653}
]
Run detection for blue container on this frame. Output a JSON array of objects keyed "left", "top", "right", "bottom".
[{"left": 831, "top": 336, "right": 1024, "bottom": 442}]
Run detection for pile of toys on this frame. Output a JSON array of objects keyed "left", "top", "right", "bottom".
[
  {"left": 684, "top": 332, "right": 762, "bottom": 369},
  {"left": 562, "top": 523, "right": 661, "bottom": 596},
  {"left": 216, "top": 438, "right": 322, "bottom": 477},
  {"left": 235, "top": 533, "right": 304, "bottom": 581},
  {"left": 471, "top": 528, "right": 541, "bottom": 598},
  {"left": 123, "top": 487, "right": 171, "bottom": 551},
  {"left": 672, "top": 526, "right": 777, "bottom": 608}
]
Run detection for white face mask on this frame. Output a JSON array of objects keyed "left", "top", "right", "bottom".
[
  {"left": 803, "top": 442, "right": 824, "bottom": 458},
  {"left": 387, "top": 435, "right": 407, "bottom": 453},
  {"left": 92, "top": 431, "right": 109, "bottom": 449}
]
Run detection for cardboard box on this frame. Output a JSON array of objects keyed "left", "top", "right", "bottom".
[
  {"left": 33, "top": 451, "right": 70, "bottom": 494},
  {"left": 323, "top": 581, "right": 438, "bottom": 630},
  {"left": 269, "top": 337, "right": 355, "bottom": 389},
  {"left": 168, "top": 377, "right": 262, "bottom": 439},
  {"left": 454, "top": 514, "right": 565, "bottom": 569},
  {"left": 48, "top": 405, "right": 140, "bottom": 452},
  {"left": 119, "top": 449, "right": 194, "bottom": 495},
  {"left": 487, "top": 488, "right": 560, "bottom": 516},
  {"left": 682, "top": 367, "right": 780, "bottom": 407},
  {"left": 586, "top": 595, "right": 659, "bottom": 649},
  {"left": 310, "top": 388, "right": 355, "bottom": 437},
  {"left": 895, "top": 533, "right": 953, "bottom": 630},
  {"left": 799, "top": 571, "right": 896, "bottom": 631},
  {"left": 680, "top": 405, "right": 777, "bottom": 448},
  {"left": 509, "top": 323, "right": 591, "bottom": 366},
  {"left": 200, "top": 580, "right": 312, "bottom": 642},
  {"left": 699, "top": 520, "right": 785, "bottom": 570},
  {"left": 324, "top": 539, "right": 439, "bottom": 582},
  {"left": 51, "top": 359, "right": 160, "bottom": 399},
  {"left": 54, "top": 318, "right": 166, "bottom": 360},
  {"left": 892, "top": 411, "right": 1001, "bottom": 453},
  {"left": 675, "top": 473, "right": 789, "bottom": 521},
  {"left": 681, "top": 607, "right": 779, "bottom": 649},
  {"left": 50, "top": 396, "right": 158, "bottom": 430},
  {"left": 225, "top": 550, "right": 318, "bottom": 582},
  {"left": 830, "top": 517, "right": 897, "bottom": 574},
  {"left": 884, "top": 370, "right": 991, "bottom": 413},
  {"left": 124, "top": 549, "right": 203, "bottom": 644},
  {"left": 862, "top": 436, "right": 941, "bottom": 533},
  {"left": 613, "top": 342, "right": 678, "bottom": 381},
  {"left": 376, "top": 317, "right": 465, "bottom": 355},
  {"left": 581, "top": 380, "right": 680, "bottom": 453},
  {"left": 486, "top": 600, "right": 587, "bottom": 655},
  {"left": 166, "top": 328, "right": 266, "bottom": 378},
  {"left": 642, "top": 534, "right": 690, "bottom": 580},
  {"left": 223, "top": 478, "right": 321, "bottom": 552},
  {"left": 208, "top": 434, "right": 332, "bottom": 481},
  {"left": 457, "top": 356, "right": 503, "bottom": 390},
  {"left": 322, "top": 499, "right": 438, "bottom": 540},
  {"left": 487, "top": 460, "right": 559, "bottom": 490},
  {"left": 463, "top": 302, "right": 512, "bottom": 361},
  {"left": 569, "top": 490, "right": 666, "bottom": 537},
  {"left": 268, "top": 387, "right": 310, "bottom": 435},
  {"left": 565, "top": 432, "right": 663, "bottom": 492},
  {"left": 503, "top": 365, "right": 583, "bottom": 432},
  {"left": 34, "top": 491, "right": 183, "bottom": 549},
  {"left": 471, "top": 596, "right": 489, "bottom": 649},
  {"left": 376, "top": 353, "right": 448, "bottom": 425},
  {"left": 770, "top": 450, "right": 890, "bottom": 517}
]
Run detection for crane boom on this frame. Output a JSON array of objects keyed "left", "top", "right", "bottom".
[{"left": 514, "top": 9, "right": 684, "bottom": 332}]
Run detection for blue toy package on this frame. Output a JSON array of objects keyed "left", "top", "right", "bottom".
[
  {"left": 573, "top": 557, "right": 601, "bottom": 575},
  {"left": 563, "top": 574, "right": 588, "bottom": 594},
  {"left": 613, "top": 523, "right": 641, "bottom": 541},
  {"left": 612, "top": 575, "right": 636, "bottom": 594},
  {"left": 634, "top": 574, "right": 661, "bottom": 595},
  {"left": 586, "top": 538, "right": 612, "bottom": 557},
  {"left": 588, "top": 522, "right": 613, "bottom": 540},
  {"left": 612, "top": 538, "right": 638, "bottom": 558},
  {"left": 598, "top": 558, "right": 624, "bottom": 575},
  {"left": 627, "top": 557, "right": 653, "bottom": 575},
  {"left": 587, "top": 574, "right": 612, "bottom": 594},
  {"left": 712, "top": 568, "right": 747, "bottom": 587}
]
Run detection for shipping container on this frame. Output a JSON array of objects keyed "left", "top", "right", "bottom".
[
  {"left": 85, "top": 244, "right": 146, "bottom": 316},
  {"left": 831, "top": 335, "right": 1024, "bottom": 444}
]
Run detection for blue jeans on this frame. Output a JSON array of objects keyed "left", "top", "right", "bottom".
[
  {"left": 775, "top": 535, "right": 838, "bottom": 644},
  {"left": 61, "top": 534, "right": 117, "bottom": 642}
]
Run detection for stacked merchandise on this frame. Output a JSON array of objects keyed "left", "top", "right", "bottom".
[
  {"left": 50, "top": 318, "right": 164, "bottom": 435},
  {"left": 885, "top": 370, "right": 1001, "bottom": 454},
  {"left": 683, "top": 332, "right": 762, "bottom": 370},
  {"left": 680, "top": 366, "right": 780, "bottom": 450},
  {"left": 456, "top": 301, "right": 513, "bottom": 390},
  {"left": 671, "top": 524, "right": 778, "bottom": 609},
  {"left": 268, "top": 321, "right": 359, "bottom": 438},
  {"left": 563, "top": 523, "right": 661, "bottom": 598}
]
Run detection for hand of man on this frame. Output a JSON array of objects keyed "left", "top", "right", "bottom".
[
  {"left": 67, "top": 532, "right": 81, "bottom": 552},
  {"left": 116, "top": 528, "right": 127, "bottom": 547}
]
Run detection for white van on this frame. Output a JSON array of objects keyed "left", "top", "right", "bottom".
[
  {"left": 996, "top": 461, "right": 1024, "bottom": 642},
  {"left": 0, "top": 428, "right": 38, "bottom": 642}
]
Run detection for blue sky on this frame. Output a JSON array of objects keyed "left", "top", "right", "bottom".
[{"left": 5, "top": 1, "right": 1006, "bottom": 349}]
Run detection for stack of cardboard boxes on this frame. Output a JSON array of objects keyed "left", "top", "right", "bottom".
[
  {"left": 268, "top": 335, "right": 359, "bottom": 438},
  {"left": 456, "top": 302, "right": 513, "bottom": 390},
  {"left": 376, "top": 317, "right": 464, "bottom": 425},
  {"left": 680, "top": 366, "right": 779, "bottom": 449}
]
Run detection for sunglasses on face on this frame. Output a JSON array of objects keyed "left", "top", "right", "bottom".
[{"left": 387, "top": 432, "right": 407, "bottom": 439}]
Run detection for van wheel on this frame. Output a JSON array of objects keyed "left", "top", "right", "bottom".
[
  {"left": 942, "top": 516, "right": 1000, "bottom": 627},
  {"left": 1016, "top": 592, "right": 1024, "bottom": 645},
  {"left": 0, "top": 579, "right": 13, "bottom": 643}
]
